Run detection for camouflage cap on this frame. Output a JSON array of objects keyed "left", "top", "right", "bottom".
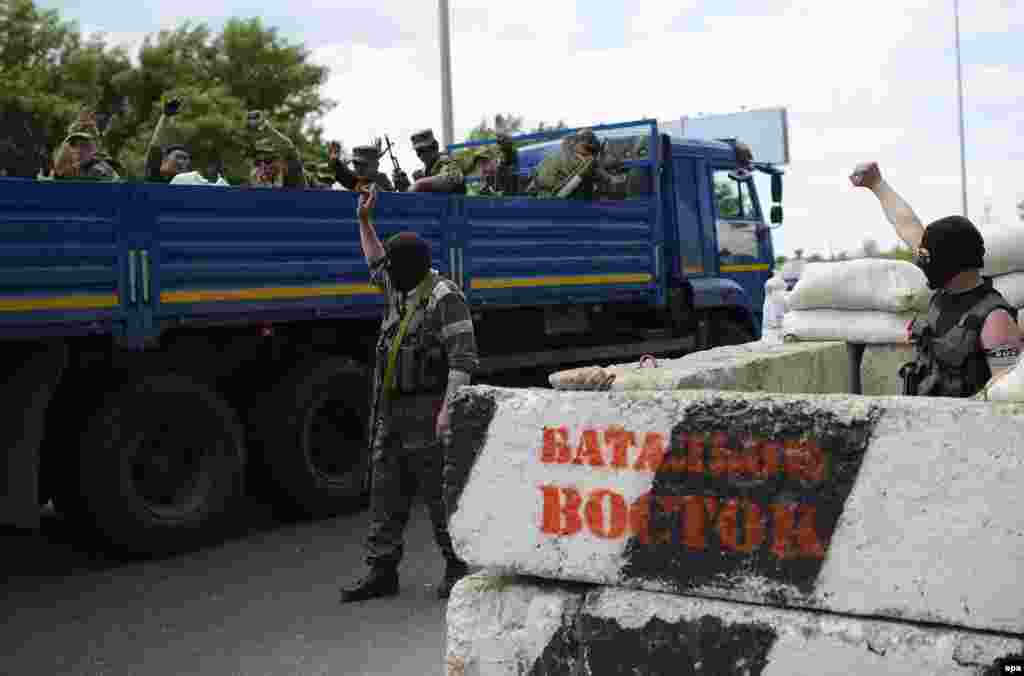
[
  {"left": 252, "top": 140, "right": 279, "bottom": 157},
  {"left": 351, "top": 145, "right": 382, "bottom": 163},
  {"left": 410, "top": 128, "right": 438, "bottom": 150},
  {"left": 63, "top": 119, "right": 97, "bottom": 145}
]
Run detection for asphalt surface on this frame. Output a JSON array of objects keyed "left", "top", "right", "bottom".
[
  {"left": 0, "top": 367, "right": 555, "bottom": 676},
  {"left": 2, "top": 500, "right": 453, "bottom": 676}
]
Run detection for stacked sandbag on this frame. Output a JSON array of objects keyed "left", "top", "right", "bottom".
[
  {"left": 983, "top": 223, "right": 1024, "bottom": 325},
  {"left": 782, "top": 258, "right": 930, "bottom": 344}
]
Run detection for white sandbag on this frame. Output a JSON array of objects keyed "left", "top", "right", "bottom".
[
  {"left": 783, "top": 309, "right": 914, "bottom": 344},
  {"left": 786, "top": 259, "right": 931, "bottom": 313},
  {"left": 981, "top": 221, "right": 1024, "bottom": 277},
  {"left": 982, "top": 360, "right": 1024, "bottom": 402},
  {"left": 992, "top": 271, "right": 1024, "bottom": 308}
]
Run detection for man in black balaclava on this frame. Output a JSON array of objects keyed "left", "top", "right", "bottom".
[
  {"left": 850, "top": 161, "right": 1022, "bottom": 397},
  {"left": 342, "top": 186, "right": 478, "bottom": 603}
]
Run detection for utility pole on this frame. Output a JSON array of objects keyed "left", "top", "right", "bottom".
[
  {"left": 438, "top": 0, "right": 455, "bottom": 147},
  {"left": 954, "top": 0, "right": 968, "bottom": 218}
]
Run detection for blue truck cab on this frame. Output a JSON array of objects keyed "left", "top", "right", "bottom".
[{"left": 0, "top": 118, "right": 782, "bottom": 554}]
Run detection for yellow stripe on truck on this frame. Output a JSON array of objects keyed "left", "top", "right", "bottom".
[
  {"left": 720, "top": 263, "right": 771, "bottom": 273},
  {"left": 471, "top": 273, "right": 652, "bottom": 290},
  {"left": 160, "top": 283, "right": 381, "bottom": 304},
  {"left": 0, "top": 294, "right": 120, "bottom": 312}
]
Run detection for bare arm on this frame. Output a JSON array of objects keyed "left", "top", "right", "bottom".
[
  {"left": 357, "top": 186, "right": 386, "bottom": 267},
  {"left": 849, "top": 162, "right": 926, "bottom": 250}
]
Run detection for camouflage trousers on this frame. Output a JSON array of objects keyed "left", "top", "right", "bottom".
[{"left": 365, "top": 393, "right": 458, "bottom": 568}]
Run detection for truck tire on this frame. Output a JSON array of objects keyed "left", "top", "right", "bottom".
[
  {"left": 711, "top": 317, "right": 755, "bottom": 347},
  {"left": 251, "top": 356, "right": 371, "bottom": 519},
  {"left": 77, "top": 373, "right": 246, "bottom": 556}
]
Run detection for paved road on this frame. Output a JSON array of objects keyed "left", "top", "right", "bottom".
[
  {"left": 0, "top": 367, "right": 557, "bottom": 676},
  {"left": 2, "top": 499, "right": 454, "bottom": 676}
]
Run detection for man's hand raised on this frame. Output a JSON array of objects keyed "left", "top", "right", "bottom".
[
  {"left": 357, "top": 184, "right": 378, "bottom": 223},
  {"left": 850, "top": 161, "right": 882, "bottom": 190}
]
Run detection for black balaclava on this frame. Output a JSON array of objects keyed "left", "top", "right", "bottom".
[
  {"left": 385, "top": 232, "right": 431, "bottom": 293},
  {"left": 918, "top": 215, "right": 985, "bottom": 290}
]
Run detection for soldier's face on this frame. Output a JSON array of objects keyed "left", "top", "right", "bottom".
[
  {"left": 416, "top": 146, "right": 438, "bottom": 167},
  {"left": 253, "top": 157, "right": 281, "bottom": 184},
  {"left": 168, "top": 149, "right": 191, "bottom": 173},
  {"left": 71, "top": 139, "right": 97, "bottom": 165}
]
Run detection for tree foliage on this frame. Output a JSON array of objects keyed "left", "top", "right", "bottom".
[{"left": 0, "top": 1, "right": 336, "bottom": 181}]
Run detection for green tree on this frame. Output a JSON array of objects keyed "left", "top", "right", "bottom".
[
  {"left": 2, "top": 1, "right": 337, "bottom": 181},
  {"left": 775, "top": 255, "right": 788, "bottom": 266},
  {"left": 793, "top": 248, "right": 805, "bottom": 260},
  {"left": 861, "top": 238, "right": 880, "bottom": 258}
]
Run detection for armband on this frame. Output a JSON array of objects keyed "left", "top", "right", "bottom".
[{"left": 985, "top": 344, "right": 1021, "bottom": 372}]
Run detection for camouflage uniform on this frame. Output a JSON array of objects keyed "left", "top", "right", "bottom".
[
  {"left": 349, "top": 145, "right": 396, "bottom": 192},
  {"left": 528, "top": 128, "right": 621, "bottom": 200},
  {"left": 364, "top": 262, "right": 478, "bottom": 570},
  {"left": 409, "top": 128, "right": 465, "bottom": 194},
  {"left": 251, "top": 136, "right": 306, "bottom": 189},
  {"left": 53, "top": 119, "right": 120, "bottom": 182}
]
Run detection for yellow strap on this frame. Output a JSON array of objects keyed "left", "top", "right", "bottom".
[{"left": 381, "top": 274, "right": 435, "bottom": 398}]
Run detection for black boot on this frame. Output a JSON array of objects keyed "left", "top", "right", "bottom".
[
  {"left": 437, "top": 558, "right": 470, "bottom": 600},
  {"left": 340, "top": 565, "right": 399, "bottom": 603}
]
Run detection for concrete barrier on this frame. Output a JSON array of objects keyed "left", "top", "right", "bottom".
[
  {"left": 446, "top": 386, "right": 1024, "bottom": 635},
  {"left": 549, "top": 341, "right": 852, "bottom": 394},
  {"left": 445, "top": 572, "right": 1024, "bottom": 676},
  {"left": 860, "top": 344, "right": 916, "bottom": 396}
]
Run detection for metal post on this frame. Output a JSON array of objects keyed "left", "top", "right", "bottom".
[
  {"left": 438, "top": 0, "right": 455, "bottom": 147},
  {"left": 954, "top": 0, "right": 968, "bottom": 218}
]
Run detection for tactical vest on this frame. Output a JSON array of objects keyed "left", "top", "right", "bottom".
[
  {"left": 375, "top": 271, "right": 450, "bottom": 397},
  {"left": 902, "top": 280, "right": 1016, "bottom": 397}
]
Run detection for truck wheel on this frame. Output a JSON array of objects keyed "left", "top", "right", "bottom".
[
  {"left": 77, "top": 373, "right": 246, "bottom": 556},
  {"left": 252, "top": 356, "right": 370, "bottom": 519},
  {"left": 711, "top": 318, "right": 755, "bottom": 347}
]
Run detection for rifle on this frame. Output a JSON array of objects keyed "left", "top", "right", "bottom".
[{"left": 383, "top": 135, "right": 403, "bottom": 175}]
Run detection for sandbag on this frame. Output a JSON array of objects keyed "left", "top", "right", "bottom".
[
  {"left": 980, "top": 221, "right": 1024, "bottom": 277},
  {"left": 786, "top": 259, "right": 931, "bottom": 313},
  {"left": 783, "top": 309, "right": 914, "bottom": 344},
  {"left": 981, "top": 360, "right": 1024, "bottom": 402},
  {"left": 992, "top": 271, "right": 1024, "bottom": 308}
]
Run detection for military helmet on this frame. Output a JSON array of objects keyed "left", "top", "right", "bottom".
[{"left": 410, "top": 129, "right": 439, "bottom": 151}]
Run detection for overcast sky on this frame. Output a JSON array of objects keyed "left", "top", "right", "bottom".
[{"left": 42, "top": 0, "right": 1024, "bottom": 257}]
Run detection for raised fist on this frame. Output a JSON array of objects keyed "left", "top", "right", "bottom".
[
  {"left": 164, "top": 97, "right": 183, "bottom": 116},
  {"left": 850, "top": 161, "right": 882, "bottom": 190}
]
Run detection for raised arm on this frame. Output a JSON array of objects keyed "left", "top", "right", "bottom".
[
  {"left": 850, "top": 161, "right": 926, "bottom": 250},
  {"left": 146, "top": 98, "right": 181, "bottom": 181},
  {"left": 358, "top": 186, "right": 386, "bottom": 267}
]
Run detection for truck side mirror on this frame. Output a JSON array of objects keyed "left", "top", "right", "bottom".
[
  {"left": 771, "top": 174, "right": 783, "bottom": 203},
  {"left": 770, "top": 205, "right": 783, "bottom": 224}
]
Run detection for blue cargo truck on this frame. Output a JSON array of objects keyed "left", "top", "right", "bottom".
[{"left": 0, "top": 119, "right": 783, "bottom": 554}]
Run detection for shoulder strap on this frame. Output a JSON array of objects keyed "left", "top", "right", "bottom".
[
  {"left": 958, "top": 289, "right": 1015, "bottom": 331},
  {"left": 381, "top": 275, "right": 435, "bottom": 398}
]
